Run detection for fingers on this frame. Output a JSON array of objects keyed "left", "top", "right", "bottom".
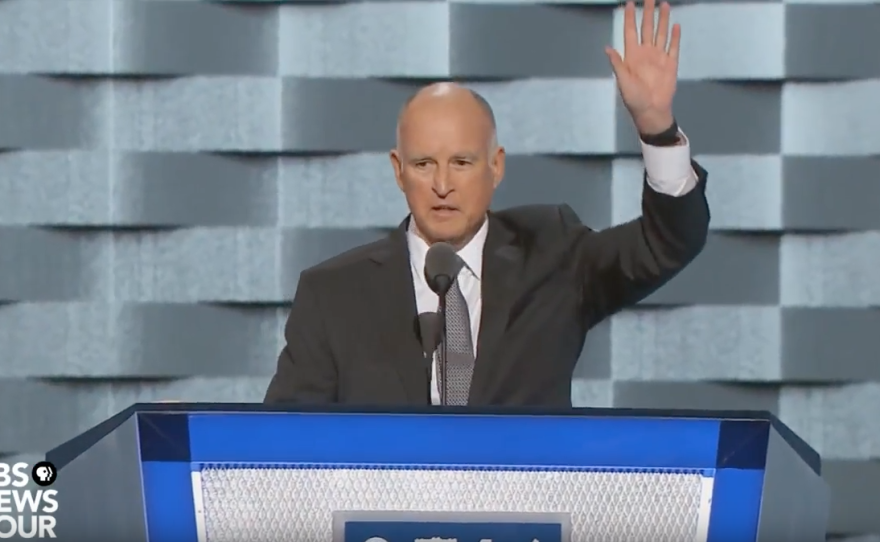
[
  {"left": 667, "top": 23, "right": 682, "bottom": 60},
  {"left": 622, "top": 0, "right": 679, "bottom": 56},
  {"left": 640, "top": 0, "right": 655, "bottom": 47},
  {"left": 655, "top": 1, "right": 671, "bottom": 49},
  {"left": 605, "top": 46, "right": 627, "bottom": 77},
  {"left": 623, "top": 2, "right": 639, "bottom": 56}
]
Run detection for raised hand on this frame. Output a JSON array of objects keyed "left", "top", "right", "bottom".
[{"left": 605, "top": 0, "right": 681, "bottom": 135}]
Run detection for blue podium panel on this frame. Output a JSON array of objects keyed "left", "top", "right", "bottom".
[{"left": 46, "top": 404, "right": 830, "bottom": 542}]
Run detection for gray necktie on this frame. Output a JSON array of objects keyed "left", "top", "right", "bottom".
[{"left": 438, "top": 276, "right": 475, "bottom": 406}]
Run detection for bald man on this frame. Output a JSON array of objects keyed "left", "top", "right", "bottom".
[{"left": 265, "top": 0, "right": 709, "bottom": 407}]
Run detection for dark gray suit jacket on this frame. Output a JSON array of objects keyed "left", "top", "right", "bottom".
[{"left": 265, "top": 163, "right": 710, "bottom": 407}]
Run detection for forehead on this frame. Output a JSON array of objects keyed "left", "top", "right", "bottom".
[{"left": 398, "top": 100, "right": 491, "bottom": 153}]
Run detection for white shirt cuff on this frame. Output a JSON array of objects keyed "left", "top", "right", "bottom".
[{"left": 640, "top": 130, "right": 699, "bottom": 197}]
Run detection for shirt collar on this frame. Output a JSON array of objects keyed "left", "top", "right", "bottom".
[{"left": 407, "top": 216, "right": 488, "bottom": 281}]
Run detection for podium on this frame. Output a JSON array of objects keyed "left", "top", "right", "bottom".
[{"left": 46, "top": 404, "right": 829, "bottom": 542}]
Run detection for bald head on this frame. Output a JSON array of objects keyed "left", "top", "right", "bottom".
[{"left": 396, "top": 83, "right": 497, "bottom": 149}]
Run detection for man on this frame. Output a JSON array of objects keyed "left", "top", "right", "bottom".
[{"left": 265, "top": 0, "right": 709, "bottom": 407}]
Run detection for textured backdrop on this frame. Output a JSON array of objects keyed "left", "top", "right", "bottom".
[{"left": 0, "top": 0, "right": 878, "bottom": 538}]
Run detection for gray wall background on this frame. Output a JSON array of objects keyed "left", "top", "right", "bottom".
[{"left": 0, "top": 0, "right": 877, "bottom": 539}]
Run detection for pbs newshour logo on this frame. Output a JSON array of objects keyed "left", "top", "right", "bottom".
[{"left": 0, "top": 461, "right": 58, "bottom": 538}]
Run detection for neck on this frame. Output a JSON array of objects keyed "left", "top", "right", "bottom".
[{"left": 412, "top": 215, "right": 486, "bottom": 251}]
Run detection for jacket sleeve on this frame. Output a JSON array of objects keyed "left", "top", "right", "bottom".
[{"left": 571, "top": 160, "right": 710, "bottom": 326}]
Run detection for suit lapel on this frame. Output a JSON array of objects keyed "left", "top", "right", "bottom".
[
  {"left": 367, "top": 221, "right": 430, "bottom": 404},
  {"left": 470, "top": 215, "right": 523, "bottom": 405}
]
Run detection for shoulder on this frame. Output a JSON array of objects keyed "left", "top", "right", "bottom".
[{"left": 297, "top": 234, "right": 393, "bottom": 288}]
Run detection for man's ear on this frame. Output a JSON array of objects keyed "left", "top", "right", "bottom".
[
  {"left": 491, "top": 146, "right": 506, "bottom": 188},
  {"left": 389, "top": 149, "right": 405, "bottom": 191}
]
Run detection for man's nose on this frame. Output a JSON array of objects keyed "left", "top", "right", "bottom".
[{"left": 432, "top": 166, "right": 451, "bottom": 196}]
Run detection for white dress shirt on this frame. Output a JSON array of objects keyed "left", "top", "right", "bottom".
[{"left": 408, "top": 133, "right": 699, "bottom": 405}]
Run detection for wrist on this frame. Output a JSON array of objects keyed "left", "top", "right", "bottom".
[
  {"left": 633, "top": 110, "right": 675, "bottom": 137},
  {"left": 640, "top": 120, "right": 680, "bottom": 147}
]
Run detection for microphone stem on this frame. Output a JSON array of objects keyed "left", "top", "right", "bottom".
[{"left": 438, "top": 294, "right": 449, "bottom": 407}]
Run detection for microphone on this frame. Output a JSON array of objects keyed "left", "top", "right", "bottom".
[
  {"left": 424, "top": 242, "right": 464, "bottom": 296},
  {"left": 416, "top": 312, "right": 442, "bottom": 358},
  {"left": 423, "top": 242, "right": 464, "bottom": 406}
]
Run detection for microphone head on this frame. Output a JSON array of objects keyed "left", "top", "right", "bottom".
[
  {"left": 424, "top": 242, "right": 464, "bottom": 295},
  {"left": 416, "top": 312, "right": 442, "bottom": 357}
]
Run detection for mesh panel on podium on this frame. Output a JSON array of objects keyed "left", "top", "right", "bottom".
[{"left": 194, "top": 465, "right": 712, "bottom": 542}]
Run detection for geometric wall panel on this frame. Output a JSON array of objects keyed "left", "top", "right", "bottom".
[
  {"left": 667, "top": 82, "right": 783, "bottom": 155},
  {"left": 781, "top": 233, "right": 880, "bottom": 307},
  {"left": 785, "top": 5, "right": 880, "bottom": 79},
  {"left": 823, "top": 461, "right": 880, "bottom": 536},
  {"left": 494, "top": 156, "right": 613, "bottom": 224},
  {"left": 643, "top": 234, "right": 781, "bottom": 305},
  {"left": 449, "top": 5, "right": 613, "bottom": 77},
  {"left": 782, "top": 157, "right": 880, "bottom": 230},
  {"left": 0, "top": 0, "right": 877, "bottom": 539},
  {"left": 782, "top": 81, "right": 880, "bottom": 156}
]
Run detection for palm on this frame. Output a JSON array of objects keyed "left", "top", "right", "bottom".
[{"left": 605, "top": 0, "right": 681, "bottom": 134}]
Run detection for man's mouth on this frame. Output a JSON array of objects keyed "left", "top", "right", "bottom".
[{"left": 432, "top": 205, "right": 458, "bottom": 212}]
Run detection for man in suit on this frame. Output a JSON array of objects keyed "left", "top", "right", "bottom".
[{"left": 265, "top": 0, "right": 710, "bottom": 407}]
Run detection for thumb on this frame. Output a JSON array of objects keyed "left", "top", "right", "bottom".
[{"left": 605, "top": 47, "right": 627, "bottom": 79}]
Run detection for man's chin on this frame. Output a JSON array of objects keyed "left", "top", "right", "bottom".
[{"left": 423, "top": 226, "right": 467, "bottom": 248}]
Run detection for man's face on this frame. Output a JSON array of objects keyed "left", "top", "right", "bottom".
[{"left": 390, "top": 96, "right": 504, "bottom": 248}]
